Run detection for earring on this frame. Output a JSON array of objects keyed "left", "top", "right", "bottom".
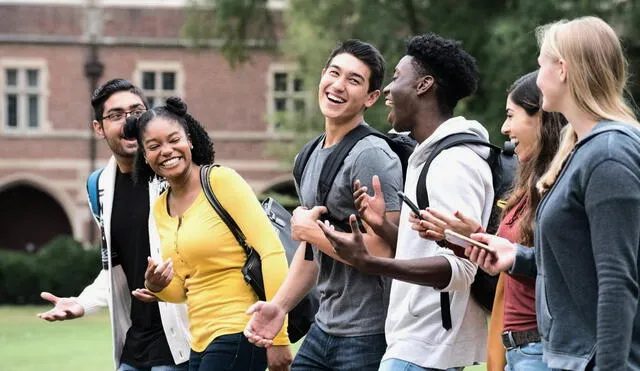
[{"left": 144, "top": 159, "right": 148, "bottom": 164}]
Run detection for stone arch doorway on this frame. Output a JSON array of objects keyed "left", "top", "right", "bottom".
[{"left": 0, "top": 183, "right": 73, "bottom": 251}]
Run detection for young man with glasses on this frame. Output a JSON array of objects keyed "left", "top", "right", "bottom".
[{"left": 37, "top": 79, "right": 190, "bottom": 371}]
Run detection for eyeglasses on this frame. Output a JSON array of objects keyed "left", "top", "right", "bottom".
[{"left": 101, "top": 108, "right": 146, "bottom": 122}]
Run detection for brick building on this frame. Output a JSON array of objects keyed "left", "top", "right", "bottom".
[{"left": 0, "top": 0, "right": 305, "bottom": 251}]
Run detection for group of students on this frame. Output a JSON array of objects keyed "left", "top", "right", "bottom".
[{"left": 36, "top": 14, "right": 640, "bottom": 371}]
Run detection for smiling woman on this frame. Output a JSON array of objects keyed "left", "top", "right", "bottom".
[{"left": 122, "top": 97, "right": 292, "bottom": 371}]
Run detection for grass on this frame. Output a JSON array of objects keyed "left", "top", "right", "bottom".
[
  {"left": 0, "top": 306, "right": 485, "bottom": 370},
  {"left": 0, "top": 305, "right": 113, "bottom": 371}
]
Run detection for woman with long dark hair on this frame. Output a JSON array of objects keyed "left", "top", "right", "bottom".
[{"left": 466, "top": 17, "right": 640, "bottom": 370}]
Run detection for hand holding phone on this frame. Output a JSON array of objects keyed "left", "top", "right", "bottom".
[
  {"left": 444, "top": 229, "right": 496, "bottom": 254},
  {"left": 397, "top": 191, "right": 424, "bottom": 220}
]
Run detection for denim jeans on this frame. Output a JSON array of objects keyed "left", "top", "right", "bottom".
[
  {"left": 117, "top": 363, "right": 189, "bottom": 371},
  {"left": 188, "top": 332, "right": 266, "bottom": 371},
  {"left": 505, "top": 342, "right": 551, "bottom": 371},
  {"left": 379, "top": 357, "right": 464, "bottom": 371},
  {"left": 292, "top": 323, "right": 387, "bottom": 370}
]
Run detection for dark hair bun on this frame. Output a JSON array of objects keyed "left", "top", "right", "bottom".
[
  {"left": 122, "top": 115, "right": 139, "bottom": 139},
  {"left": 165, "top": 97, "right": 187, "bottom": 116}
]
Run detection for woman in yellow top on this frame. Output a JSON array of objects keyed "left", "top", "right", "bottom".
[{"left": 124, "top": 96, "right": 291, "bottom": 371}]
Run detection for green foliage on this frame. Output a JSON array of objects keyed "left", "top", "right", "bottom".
[
  {"left": 0, "top": 236, "right": 101, "bottom": 305},
  {"left": 184, "top": 0, "right": 279, "bottom": 67},
  {"left": 0, "top": 251, "right": 39, "bottom": 304},
  {"left": 186, "top": 0, "right": 640, "bottom": 157}
]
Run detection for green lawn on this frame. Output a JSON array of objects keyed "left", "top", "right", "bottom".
[{"left": 0, "top": 306, "right": 485, "bottom": 370}]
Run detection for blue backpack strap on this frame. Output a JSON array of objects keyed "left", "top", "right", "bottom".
[{"left": 86, "top": 168, "right": 104, "bottom": 219}]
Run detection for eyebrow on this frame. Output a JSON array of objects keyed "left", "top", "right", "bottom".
[
  {"left": 105, "top": 103, "right": 144, "bottom": 114},
  {"left": 328, "top": 64, "right": 366, "bottom": 82},
  {"left": 143, "top": 130, "right": 181, "bottom": 145}
]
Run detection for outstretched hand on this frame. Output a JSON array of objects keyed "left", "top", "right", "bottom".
[
  {"left": 316, "top": 214, "right": 372, "bottom": 271},
  {"left": 37, "top": 292, "right": 84, "bottom": 321},
  {"left": 465, "top": 233, "right": 516, "bottom": 275},
  {"left": 410, "top": 208, "right": 481, "bottom": 241},
  {"left": 244, "top": 301, "right": 287, "bottom": 348},
  {"left": 132, "top": 288, "right": 160, "bottom": 303},
  {"left": 353, "top": 176, "right": 386, "bottom": 230}
]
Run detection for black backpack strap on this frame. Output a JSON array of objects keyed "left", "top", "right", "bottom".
[
  {"left": 414, "top": 132, "right": 499, "bottom": 331},
  {"left": 199, "top": 165, "right": 252, "bottom": 256},
  {"left": 416, "top": 133, "right": 500, "bottom": 210},
  {"left": 293, "top": 134, "right": 325, "bottom": 190},
  {"left": 315, "top": 124, "right": 376, "bottom": 206}
]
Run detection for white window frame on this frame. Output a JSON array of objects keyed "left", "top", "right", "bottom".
[
  {"left": 133, "top": 61, "right": 185, "bottom": 107},
  {"left": 266, "top": 62, "right": 310, "bottom": 133},
  {"left": 0, "top": 58, "right": 49, "bottom": 135}
]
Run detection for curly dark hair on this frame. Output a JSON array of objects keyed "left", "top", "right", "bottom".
[
  {"left": 406, "top": 34, "right": 479, "bottom": 115},
  {"left": 123, "top": 97, "right": 215, "bottom": 184}
]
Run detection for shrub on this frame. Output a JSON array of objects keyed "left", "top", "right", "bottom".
[
  {"left": 0, "top": 250, "right": 40, "bottom": 304},
  {"left": 0, "top": 235, "right": 101, "bottom": 305}
]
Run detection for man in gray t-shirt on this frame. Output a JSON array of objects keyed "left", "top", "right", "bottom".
[
  {"left": 243, "top": 40, "right": 403, "bottom": 371},
  {"left": 299, "top": 134, "right": 402, "bottom": 337}
]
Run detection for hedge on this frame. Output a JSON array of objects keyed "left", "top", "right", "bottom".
[{"left": 0, "top": 236, "right": 101, "bottom": 304}]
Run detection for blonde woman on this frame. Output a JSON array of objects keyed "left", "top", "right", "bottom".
[{"left": 465, "top": 17, "right": 640, "bottom": 371}]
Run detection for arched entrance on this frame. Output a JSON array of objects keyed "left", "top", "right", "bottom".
[{"left": 0, "top": 184, "right": 73, "bottom": 251}]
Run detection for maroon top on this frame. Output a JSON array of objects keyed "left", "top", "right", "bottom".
[{"left": 496, "top": 197, "right": 538, "bottom": 332}]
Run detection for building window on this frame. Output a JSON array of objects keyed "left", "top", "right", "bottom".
[
  {"left": 1, "top": 61, "right": 48, "bottom": 132},
  {"left": 134, "top": 62, "right": 184, "bottom": 107},
  {"left": 268, "top": 63, "right": 310, "bottom": 132}
]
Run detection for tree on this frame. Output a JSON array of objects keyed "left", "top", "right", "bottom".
[{"left": 186, "top": 0, "right": 640, "bottom": 162}]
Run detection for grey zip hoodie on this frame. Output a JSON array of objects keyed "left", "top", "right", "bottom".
[{"left": 511, "top": 121, "right": 640, "bottom": 370}]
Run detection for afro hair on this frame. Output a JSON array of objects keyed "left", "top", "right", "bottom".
[{"left": 406, "top": 34, "right": 479, "bottom": 114}]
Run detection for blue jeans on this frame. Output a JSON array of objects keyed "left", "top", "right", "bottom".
[
  {"left": 292, "top": 323, "right": 387, "bottom": 370},
  {"left": 118, "top": 363, "right": 189, "bottom": 371},
  {"left": 379, "top": 358, "right": 464, "bottom": 371},
  {"left": 505, "top": 342, "right": 550, "bottom": 371},
  {"left": 188, "top": 332, "right": 266, "bottom": 371}
]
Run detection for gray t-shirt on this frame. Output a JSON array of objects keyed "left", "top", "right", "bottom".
[{"left": 298, "top": 133, "right": 403, "bottom": 336}]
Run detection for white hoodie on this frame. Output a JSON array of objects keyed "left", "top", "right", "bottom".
[{"left": 384, "top": 116, "right": 492, "bottom": 369}]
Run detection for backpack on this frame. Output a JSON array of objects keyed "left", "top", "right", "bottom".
[
  {"left": 199, "top": 164, "right": 318, "bottom": 343},
  {"left": 87, "top": 168, "right": 104, "bottom": 222},
  {"left": 293, "top": 123, "right": 416, "bottom": 233},
  {"left": 87, "top": 168, "right": 111, "bottom": 270},
  {"left": 415, "top": 132, "right": 517, "bottom": 329}
]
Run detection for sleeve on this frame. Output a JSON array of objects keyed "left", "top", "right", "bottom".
[
  {"left": 211, "top": 166, "right": 291, "bottom": 346},
  {"left": 584, "top": 160, "right": 640, "bottom": 370},
  {"left": 75, "top": 269, "right": 109, "bottom": 315},
  {"left": 154, "top": 274, "right": 187, "bottom": 303},
  {"left": 425, "top": 147, "right": 491, "bottom": 292},
  {"left": 509, "top": 244, "right": 537, "bottom": 277},
  {"left": 350, "top": 146, "right": 403, "bottom": 212}
]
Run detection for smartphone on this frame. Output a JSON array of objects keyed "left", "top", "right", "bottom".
[
  {"left": 444, "top": 229, "right": 495, "bottom": 254},
  {"left": 397, "top": 191, "right": 424, "bottom": 220}
]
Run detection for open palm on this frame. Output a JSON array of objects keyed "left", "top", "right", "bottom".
[
  {"left": 244, "top": 301, "right": 287, "bottom": 348},
  {"left": 37, "top": 292, "right": 84, "bottom": 321},
  {"left": 353, "top": 175, "right": 386, "bottom": 229}
]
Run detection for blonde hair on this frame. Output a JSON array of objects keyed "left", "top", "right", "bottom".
[{"left": 536, "top": 16, "right": 639, "bottom": 193}]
